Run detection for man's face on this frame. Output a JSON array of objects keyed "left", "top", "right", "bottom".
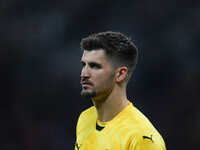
[{"left": 80, "top": 50, "right": 115, "bottom": 100}]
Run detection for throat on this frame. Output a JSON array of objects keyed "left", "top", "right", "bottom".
[{"left": 94, "top": 98, "right": 129, "bottom": 122}]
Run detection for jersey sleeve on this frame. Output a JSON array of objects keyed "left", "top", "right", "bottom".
[{"left": 128, "top": 134, "right": 166, "bottom": 150}]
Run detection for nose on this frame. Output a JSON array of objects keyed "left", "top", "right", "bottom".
[{"left": 80, "top": 66, "right": 90, "bottom": 78}]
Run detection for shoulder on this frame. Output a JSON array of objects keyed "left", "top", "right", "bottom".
[
  {"left": 122, "top": 104, "right": 166, "bottom": 150},
  {"left": 78, "top": 106, "right": 96, "bottom": 120},
  {"left": 76, "top": 106, "right": 97, "bottom": 134},
  {"left": 128, "top": 132, "right": 166, "bottom": 150},
  {"left": 119, "top": 103, "right": 154, "bottom": 132},
  {"left": 77, "top": 106, "right": 96, "bottom": 124},
  {"left": 125, "top": 104, "right": 157, "bottom": 132}
]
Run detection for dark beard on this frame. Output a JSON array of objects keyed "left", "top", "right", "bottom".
[{"left": 81, "top": 90, "right": 96, "bottom": 99}]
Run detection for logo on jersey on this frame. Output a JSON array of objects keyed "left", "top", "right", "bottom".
[{"left": 143, "top": 134, "right": 154, "bottom": 143}]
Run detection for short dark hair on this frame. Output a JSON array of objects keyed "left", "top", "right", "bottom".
[{"left": 80, "top": 31, "right": 138, "bottom": 81}]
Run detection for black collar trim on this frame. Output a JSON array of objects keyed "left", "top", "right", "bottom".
[{"left": 96, "top": 122, "right": 105, "bottom": 131}]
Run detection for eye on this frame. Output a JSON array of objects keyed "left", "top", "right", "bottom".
[
  {"left": 89, "top": 63, "right": 101, "bottom": 69},
  {"left": 81, "top": 61, "right": 86, "bottom": 67}
]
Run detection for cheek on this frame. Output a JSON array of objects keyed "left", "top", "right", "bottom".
[
  {"left": 92, "top": 69, "right": 115, "bottom": 88},
  {"left": 95, "top": 75, "right": 114, "bottom": 89}
]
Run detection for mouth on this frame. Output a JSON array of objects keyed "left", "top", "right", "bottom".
[
  {"left": 82, "top": 84, "right": 92, "bottom": 88},
  {"left": 81, "top": 81, "right": 93, "bottom": 89}
]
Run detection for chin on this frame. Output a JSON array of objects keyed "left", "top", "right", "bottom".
[{"left": 81, "top": 90, "right": 96, "bottom": 99}]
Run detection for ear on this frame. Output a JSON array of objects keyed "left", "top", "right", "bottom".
[{"left": 115, "top": 67, "right": 128, "bottom": 83}]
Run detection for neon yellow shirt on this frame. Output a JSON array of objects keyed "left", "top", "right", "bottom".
[{"left": 75, "top": 101, "right": 166, "bottom": 150}]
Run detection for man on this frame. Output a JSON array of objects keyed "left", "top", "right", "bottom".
[{"left": 75, "top": 31, "right": 166, "bottom": 150}]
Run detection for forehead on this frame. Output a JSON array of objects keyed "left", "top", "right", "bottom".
[{"left": 81, "top": 50, "right": 108, "bottom": 64}]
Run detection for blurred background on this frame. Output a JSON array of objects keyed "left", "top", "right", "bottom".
[{"left": 1, "top": 0, "right": 200, "bottom": 149}]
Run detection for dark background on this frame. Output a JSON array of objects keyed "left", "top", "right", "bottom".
[{"left": 1, "top": 0, "right": 200, "bottom": 149}]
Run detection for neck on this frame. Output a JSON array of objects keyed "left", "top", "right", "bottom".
[{"left": 92, "top": 84, "right": 129, "bottom": 122}]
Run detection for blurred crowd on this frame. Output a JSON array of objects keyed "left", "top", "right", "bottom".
[{"left": 1, "top": 0, "right": 200, "bottom": 149}]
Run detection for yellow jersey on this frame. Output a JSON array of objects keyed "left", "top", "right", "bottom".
[{"left": 75, "top": 101, "right": 166, "bottom": 150}]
